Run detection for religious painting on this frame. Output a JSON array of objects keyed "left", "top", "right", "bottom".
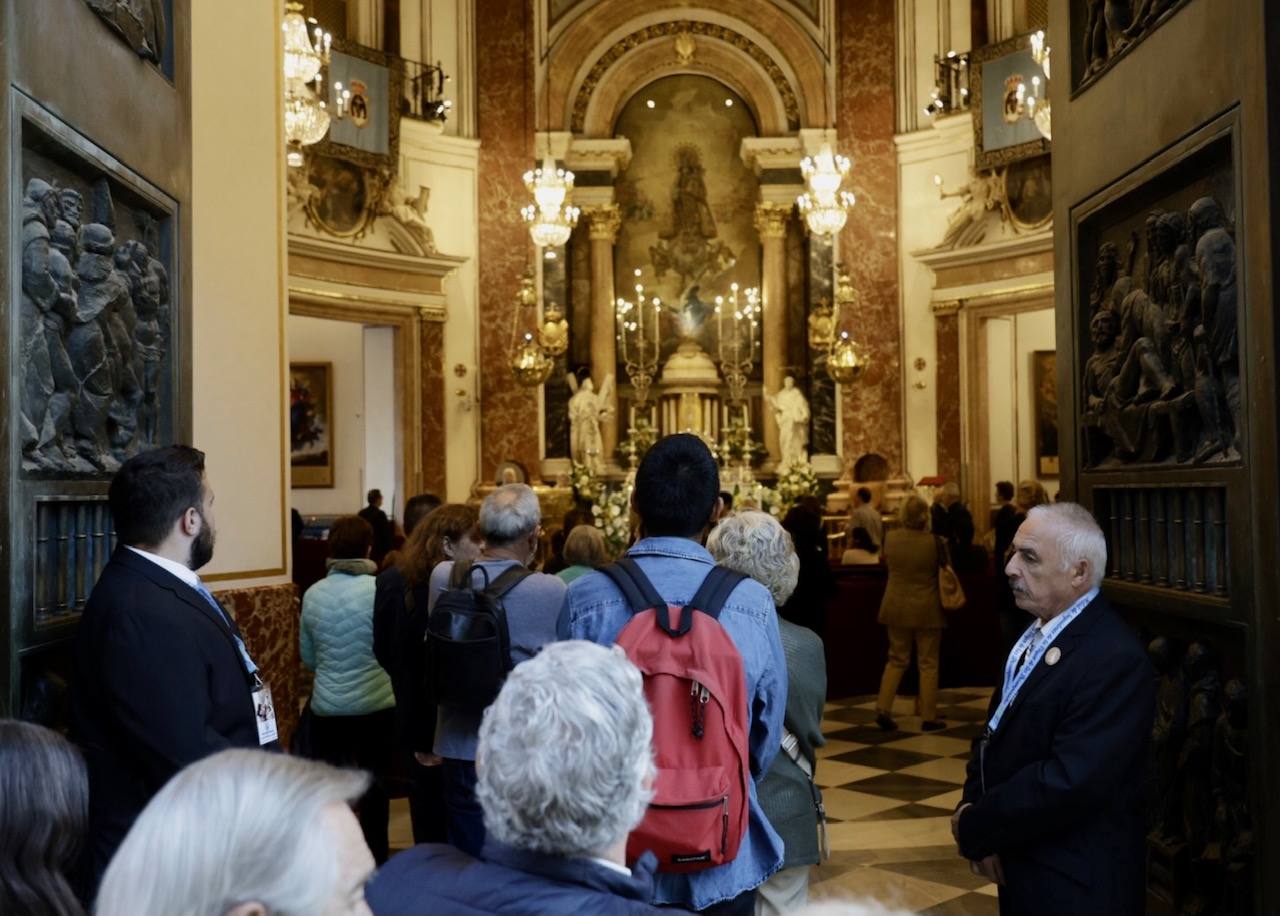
[
  {"left": 290, "top": 362, "right": 334, "bottom": 488},
  {"left": 304, "top": 154, "right": 376, "bottom": 238},
  {"left": 972, "top": 33, "right": 1051, "bottom": 169},
  {"left": 612, "top": 75, "right": 761, "bottom": 371},
  {"left": 1005, "top": 155, "right": 1053, "bottom": 230},
  {"left": 1076, "top": 126, "right": 1239, "bottom": 469},
  {"left": 314, "top": 39, "right": 401, "bottom": 171},
  {"left": 1033, "top": 351, "right": 1060, "bottom": 477}
]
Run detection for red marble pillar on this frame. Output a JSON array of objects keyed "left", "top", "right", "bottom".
[
  {"left": 476, "top": 0, "right": 540, "bottom": 480},
  {"left": 935, "top": 312, "right": 962, "bottom": 481},
  {"left": 218, "top": 583, "right": 301, "bottom": 747},
  {"left": 421, "top": 320, "right": 447, "bottom": 496},
  {"left": 837, "top": 0, "right": 902, "bottom": 468}
]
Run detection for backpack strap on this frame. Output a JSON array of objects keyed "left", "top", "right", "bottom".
[
  {"left": 450, "top": 558, "right": 492, "bottom": 591},
  {"left": 485, "top": 564, "right": 533, "bottom": 598},
  {"left": 687, "top": 566, "right": 748, "bottom": 622},
  {"left": 602, "top": 557, "right": 665, "bottom": 615}
]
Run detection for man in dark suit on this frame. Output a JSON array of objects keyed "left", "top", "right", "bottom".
[
  {"left": 360, "top": 488, "right": 394, "bottom": 564},
  {"left": 71, "top": 446, "right": 270, "bottom": 891},
  {"left": 951, "top": 501, "right": 1153, "bottom": 916}
]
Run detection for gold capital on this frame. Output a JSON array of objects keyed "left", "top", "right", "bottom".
[
  {"left": 584, "top": 204, "right": 622, "bottom": 242},
  {"left": 754, "top": 202, "right": 791, "bottom": 239}
]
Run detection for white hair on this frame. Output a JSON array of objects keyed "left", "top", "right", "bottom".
[
  {"left": 1028, "top": 501, "right": 1108, "bottom": 587},
  {"left": 476, "top": 640, "right": 654, "bottom": 859},
  {"left": 479, "top": 483, "right": 541, "bottom": 546},
  {"left": 940, "top": 481, "right": 961, "bottom": 501},
  {"left": 95, "top": 749, "right": 369, "bottom": 916},
  {"left": 706, "top": 510, "right": 800, "bottom": 606}
]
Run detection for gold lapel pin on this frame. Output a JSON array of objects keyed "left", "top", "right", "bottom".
[{"left": 1045, "top": 647, "right": 1062, "bottom": 666}]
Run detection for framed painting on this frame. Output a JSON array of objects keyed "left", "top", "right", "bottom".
[
  {"left": 1033, "top": 350, "right": 1059, "bottom": 478},
  {"left": 972, "top": 32, "right": 1051, "bottom": 169},
  {"left": 290, "top": 362, "right": 334, "bottom": 488},
  {"left": 1005, "top": 154, "right": 1053, "bottom": 230},
  {"left": 313, "top": 39, "right": 401, "bottom": 172}
]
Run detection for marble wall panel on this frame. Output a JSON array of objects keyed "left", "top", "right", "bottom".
[
  {"left": 935, "top": 313, "right": 961, "bottom": 481},
  {"left": 421, "top": 320, "right": 447, "bottom": 496},
  {"left": 837, "top": 0, "right": 902, "bottom": 469},
  {"left": 218, "top": 582, "right": 301, "bottom": 746},
  {"left": 476, "top": 0, "right": 541, "bottom": 480}
]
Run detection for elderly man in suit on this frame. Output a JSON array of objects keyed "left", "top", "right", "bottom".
[
  {"left": 71, "top": 446, "right": 272, "bottom": 894},
  {"left": 951, "top": 502, "right": 1153, "bottom": 915}
]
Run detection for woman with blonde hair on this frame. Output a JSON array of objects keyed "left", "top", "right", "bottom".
[
  {"left": 874, "top": 494, "right": 947, "bottom": 732},
  {"left": 556, "top": 524, "right": 609, "bottom": 583}
]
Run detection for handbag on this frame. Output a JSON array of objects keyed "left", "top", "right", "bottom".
[{"left": 936, "top": 537, "right": 967, "bottom": 611}]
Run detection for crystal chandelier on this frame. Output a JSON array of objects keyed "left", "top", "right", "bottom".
[
  {"left": 282, "top": 2, "right": 332, "bottom": 167},
  {"left": 1026, "top": 30, "right": 1051, "bottom": 140},
  {"left": 521, "top": 158, "right": 581, "bottom": 248},
  {"left": 797, "top": 144, "right": 856, "bottom": 237}
]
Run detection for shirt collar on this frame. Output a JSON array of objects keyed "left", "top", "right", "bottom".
[
  {"left": 626, "top": 536, "right": 713, "bottom": 563},
  {"left": 1037, "top": 586, "right": 1100, "bottom": 633},
  {"left": 480, "top": 840, "right": 654, "bottom": 901},
  {"left": 126, "top": 545, "right": 200, "bottom": 589}
]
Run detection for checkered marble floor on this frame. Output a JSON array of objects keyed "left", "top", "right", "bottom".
[
  {"left": 388, "top": 688, "right": 999, "bottom": 914},
  {"left": 809, "top": 688, "right": 997, "bottom": 915}
]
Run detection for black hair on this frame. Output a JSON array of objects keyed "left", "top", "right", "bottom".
[
  {"left": 108, "top": 446, "right": 206, "bottom": 548},
  {"left": 719, "top": 491, "right": 734, "bottom": 512},
  {"left": 0, "top": 721, "right": 88, "bottom": 916},
  {"left": 633, "top": 434, "right": 720, "bottom": 538},
  {"left": 402, "top": 493, "right": 442, "bottom": 537},
  {"left": 856, "top": 486, "right": 873, "bottom": 504},
  {"left": 367, "top": 489, "right": 382, "bottom": 505},
  {"left": 996, "top": 480, "right": 1015, "bottom": 501}
]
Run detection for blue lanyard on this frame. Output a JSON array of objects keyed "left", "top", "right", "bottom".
[{"left": 987, "top": 587, "right": 1097, "bottom": 733}]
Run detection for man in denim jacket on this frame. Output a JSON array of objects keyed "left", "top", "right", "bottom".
[{"left": 557, "top": 434, "right": 787, "bottom": 915}]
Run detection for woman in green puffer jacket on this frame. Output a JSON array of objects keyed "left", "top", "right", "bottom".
[{"left": 300, "top": 515, "right": 395, "bottom": 863}]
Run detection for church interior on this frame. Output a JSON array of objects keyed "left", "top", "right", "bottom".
[{"left": 3, "top": 0, "right": 1278, "bottom": 912}]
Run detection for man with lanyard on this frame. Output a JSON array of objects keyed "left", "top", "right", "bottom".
[
  {"left": 71, "top": 446, "right": 276, "bottom": 897},
  {"left": 950, "top": 502, "right": 1153, "bottom": 916}
]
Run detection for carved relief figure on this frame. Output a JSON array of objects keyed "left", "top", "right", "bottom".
[
  {"left": 20, "top": 179, "right": 61, "bottom": 470},
  {"left": 936, "top": 171, "right": 1004, "bottom": 249},
  {"left": 766, "top": 375, "right": 810, "bottom": 468},
  {"left": 567, "top": 373, "right": 615, "bottom": 473},
  {"left": 83, "top": 0, "right": 166, "bottom": 63}
]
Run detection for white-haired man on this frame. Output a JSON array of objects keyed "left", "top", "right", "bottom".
[
  {"left": 366, "top": 640, "right": 674, "bottom": 915},
  {"left": 96, "top": 750, "right": 375, "bottom": 916},
  {"left": 425, "top": 483, "right": 566, "bottom": 857},
  {"left": 951, "top": 502, "right": 1153, "bottom": 915}
]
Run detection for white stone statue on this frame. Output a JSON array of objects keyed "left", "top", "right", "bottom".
[
  {"left": 567, "top": 372, "right": 614, "bottom": 473},
  {"left": 766, "top": 375, "right": 810, "bottom": 467},
  {"left": 391, "top": 185, "right": 436, "bottom": 254}
]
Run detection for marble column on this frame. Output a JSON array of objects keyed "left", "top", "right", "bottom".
[
  {"left": 586, "top": 205, "right": 622, "bottom": 463},
  {"left": 755, "top": 202, "right": 791, "bottom": 464}
]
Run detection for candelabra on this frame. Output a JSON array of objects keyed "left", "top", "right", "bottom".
[
  {"left": 615, "top": 268, "right": 661, "bottom": 407},
  {"left": 713, "top": 284, "right": 759, "bottom": 406}
]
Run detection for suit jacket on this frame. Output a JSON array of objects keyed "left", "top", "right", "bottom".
[
  {"left": 70, "top": 546, "right": 263, "bottom": 887},
  {"left": 957, "top": 594, "right": 1154, "bottom": 916}
]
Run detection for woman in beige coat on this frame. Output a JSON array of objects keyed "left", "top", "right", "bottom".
[{"left": 874, "top": 494, "right": 946, "bottom": 732}]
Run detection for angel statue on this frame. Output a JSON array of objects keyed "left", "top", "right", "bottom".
[
  {"left": 391, "top": 184, "right": 436, "bottom": 254},
  {"left": 766, "top": 375, "right": 810, "bottom": 468},
  {"left": 567, "top": 372, "right": 615, "bottom": 474}
]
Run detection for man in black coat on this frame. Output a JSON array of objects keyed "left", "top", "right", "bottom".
[
  {"left": 360, "top": 488, "right": 395, "bottom": 565},
  {"left": 952, "top": 501, "right": 1154, "bottom": 916},
  {"left": 71, "top": 446, "right": 270, "bottom": 891}
]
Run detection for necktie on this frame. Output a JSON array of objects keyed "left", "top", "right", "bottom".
[{"left": 193, "top": 580, "right": 259, "bottom": 676}]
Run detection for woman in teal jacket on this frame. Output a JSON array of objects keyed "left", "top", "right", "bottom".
[{"left": 301, "top": 514, "right": 395, "bottom": 862}]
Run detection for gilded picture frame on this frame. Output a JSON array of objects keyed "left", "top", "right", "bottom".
[
  {"left": 290, "top": 362, "right": 335, "bottom": 488},
  {"left": 972, "top": 32, "right": 1051, "bottom": 170}
]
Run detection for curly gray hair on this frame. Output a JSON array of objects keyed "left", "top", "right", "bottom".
[
  {"left": 706, "top": 510, "right": 800, "bottom": 606},
  {"left": 476, "top": 640, "right": 654, "bottom": 859}
]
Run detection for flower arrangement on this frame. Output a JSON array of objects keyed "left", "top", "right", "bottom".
[
  {"left": 773, "top": 459, "right": 820, "bottom": 515},
  {"left": 592, "top": 484, "right": 634, "bottom": 556},
  {"left": 570, "top": 461, "right": 602, "bottom": 504}
]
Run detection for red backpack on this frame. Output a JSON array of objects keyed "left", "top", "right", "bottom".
[{"left": 602, "top": 558, "right": 751, "bottom": 873}]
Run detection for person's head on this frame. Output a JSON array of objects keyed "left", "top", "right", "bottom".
[
  {"left": 96, "top": 750, "right": 374, "bottom": 916},
  {"left": 1015, "top": 478, "right": 1050, "bottom": 512},
  {"left": 366, "top": 489, "right": 382, "bottom": 509},
  {"left": 476, "top": 641, "right": 654, "bottom": 860},
  {"left": 327, "top": 516, "right": 372, "bottom": 561},
  {"left": 995, "top": 481, "right": 1015, "bottom": 503},
  {"left": 855, "top": 486, "right": 873, "bottom": 507},
  {"left": 899, "top": 494, "right": 930, "bottom": 530},
  {"left": 781, "top": 503, "right": 824, "bottom": 551},
  {"left": 938, "top": 481, "right": 961, "bottom": 507},
  {"left": 707, "top": 511, "right": 799, "bottom": 607},
  {"left": 719, "top": 491, "right": 734, "bottom": 515},
  {"left": 1004, "top": 502, "right": 1107, "bottom": 620},
  {"left": 563, "top": 524, "right": 609, "bottom": 569},
  {"left": 632, "top": 434, "right": 719, "bottom": 539},
  {"left": 400, "top": 503, "right": 481, "bottom": 588},
  {"left": 108, "top": 445, "right": 215, "bottom": 570},
  {"left": 401, "top": 493, "right": 442, "bottom": 538},
  {"left": 850, "top": 527, "right": 877, "bottom": 553},
  {"left": 479, "top": 484, "right": 542, "bottom": 562},
  {"left": 0, "top": 721, "right": 87, "bottom": 916},
  {"left": 1090, "top": 308, "right": 1119, "bottom": 350}
]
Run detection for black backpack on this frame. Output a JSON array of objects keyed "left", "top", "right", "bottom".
[{"left": 425, "top": 560, "right": 532, "bottom": 713}]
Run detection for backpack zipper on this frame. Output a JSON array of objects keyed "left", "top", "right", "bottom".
[{"left": 689, "top": 680, "right": 710, "bottom": 739}]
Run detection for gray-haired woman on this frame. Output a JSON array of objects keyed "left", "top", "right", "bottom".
[{"left": 708, "top": 511, "right": 827, "bottom": 916}]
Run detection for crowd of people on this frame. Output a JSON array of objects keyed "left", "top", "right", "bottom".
[{"left": 0, "top": 438, "right": 1154, "bottom": 916}]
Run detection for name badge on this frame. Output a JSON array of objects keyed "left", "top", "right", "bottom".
[{"left": 253, "top": 681, "right": 278, "bottom": 746}]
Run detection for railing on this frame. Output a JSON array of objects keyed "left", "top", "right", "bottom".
[
  {"left": 924, "top": 50, "right": 971, "bottom": 119},
  {"left": 400, "top": 56, "right": 452, "bottom": 123}
]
